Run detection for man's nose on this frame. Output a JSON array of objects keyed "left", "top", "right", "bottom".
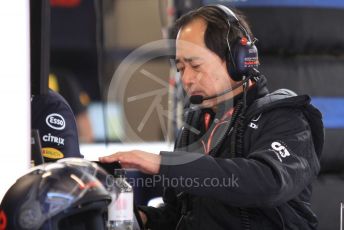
[{"left": 182, "top": 67, "right": 198, "bottom": 88}]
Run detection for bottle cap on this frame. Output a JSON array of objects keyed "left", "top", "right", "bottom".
[{"left": 114, "top": 168, "right": 126, "bottom": 178}]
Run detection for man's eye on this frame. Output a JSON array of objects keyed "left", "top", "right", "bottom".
[
  {"left": 177, "top": 67, "right": 184, "bottom": 73},
  {"left": 192, "top": 65, "right": 201, "bottom": 69}
]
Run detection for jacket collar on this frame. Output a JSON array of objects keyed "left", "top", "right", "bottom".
[{"left": 212, "top": 74, "right": 269, "bottom": 120}]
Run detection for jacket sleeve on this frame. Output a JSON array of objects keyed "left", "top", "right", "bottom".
[
  {"left": 158, "top": 107, "right": 321, "bottom": 207},
  {"left": 138, "top": 188, "right": 181, "bottom": 230}
]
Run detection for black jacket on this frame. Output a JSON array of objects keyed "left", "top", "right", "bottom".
[{"left": 140, "top": 76, "right": 324, "bottom": 230}]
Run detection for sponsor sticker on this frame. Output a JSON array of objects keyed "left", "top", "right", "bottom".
[
  {"left": 45, "top": 113, "right": 65, "bottom": 130},
  {"left": 249, "top": 122, "right": 258, "bottom": 129},
  {"left": 271, "top": 141, "right": 290, "bottom": 162},
  {"left": 42, "top": 133, "right": 65, "bottom": 146},
  {"left": 42, "top": 147, "right": 64, "bottom": 159}
]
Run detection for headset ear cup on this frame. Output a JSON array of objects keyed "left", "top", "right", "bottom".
[
  {"left": 228, "top": 38, "right": 259, "bottom": 81},
  {"left": 214, "top": 5, "right": 260, "bottom": 81},
  {"left": 227, "top": 53, "right": 238, "bottom": 81},
  {"left": 227, "top": 39, "right": 241, "bottom": 81}
]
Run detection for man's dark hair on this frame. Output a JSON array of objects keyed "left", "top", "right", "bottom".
[{"left": 174, "top": 5, "right": 254, "bottom": 62}]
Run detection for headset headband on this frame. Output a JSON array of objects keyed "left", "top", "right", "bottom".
[
  {"left": 214, "top": 4, "right": 253, "bottom": 43},
  {"left": 204, "top": 4, "right": 259, "bottom": 81}
]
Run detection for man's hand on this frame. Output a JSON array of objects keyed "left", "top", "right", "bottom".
[
  {"left": 139, "top": 210, "right": 148, "bottom": 226},
  {"left": 99, "top": 150, "right": 161, "bottom": 174}
]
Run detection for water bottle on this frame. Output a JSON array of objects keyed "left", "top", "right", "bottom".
[{"left": 108, "top": 169, "right": 134, "bottom": 230}]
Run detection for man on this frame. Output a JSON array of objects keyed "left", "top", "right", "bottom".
[
  {"left": 100, "top": 5, "right": 324, "bottom": 229},
  {"left": 32, "top": 89, "right": 83, "bottom": 161}
]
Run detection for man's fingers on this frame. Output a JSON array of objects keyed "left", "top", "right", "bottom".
[
  {"left": 120, "top": 162, "right": 137, "bottom": 169},
  {"left": 98, "top": 150, "right": 159, "bottom": 174},
  {"left": 99, "top": 152, "right": 139, "bottom": 166},
  {"left": 99, "top": 153, "right": 121, "bottom": 163}
]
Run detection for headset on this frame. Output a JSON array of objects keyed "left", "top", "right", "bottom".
[
  {"left": 212, "top": 4, "right": 259, "bottom": 81},
  {"left": 189, "top": 5, "right": 260, "bottom": 105}
]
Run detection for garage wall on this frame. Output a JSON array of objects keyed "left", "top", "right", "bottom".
[{"left": 103, "top": 0, "right": 171, "bottom": 142}]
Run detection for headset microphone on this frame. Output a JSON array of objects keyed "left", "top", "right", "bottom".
[
  {"left": 189, "top": 74, "right": 254, "bottom": 105},
  {"left": 189, "top": 95, "right": 204, "bottom": 104}
]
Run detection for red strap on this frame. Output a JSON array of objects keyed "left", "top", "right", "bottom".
[
  {"left": 221, "top": 107, "right": 235, "bottom": 121},
  {"left": 51, "top": 0, "right": 81, "bottom": 8},
  {"left": 204, "top": 113, "right": 211, "bottom": 131},
  {"left": 0, "top": 210, "right": 7, "bottom": 230},
  {"left": 202, "top": 107, "right": 235, "bottom": 154}
]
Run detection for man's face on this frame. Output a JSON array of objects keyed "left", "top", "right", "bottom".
[{"left": 175, "top": 18, "right": 237, "bottom": 108}]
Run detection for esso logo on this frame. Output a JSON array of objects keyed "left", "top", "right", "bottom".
[{"left": 46, "top": 113, "right": 66, "bottom": 130}]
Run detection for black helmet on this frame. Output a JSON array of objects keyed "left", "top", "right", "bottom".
[
  {"left": 56, "top": 158, "right": 119, "bottom": 194},
  {"left": 0, "top": 160, "right": 112, "bottom": 230}
]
